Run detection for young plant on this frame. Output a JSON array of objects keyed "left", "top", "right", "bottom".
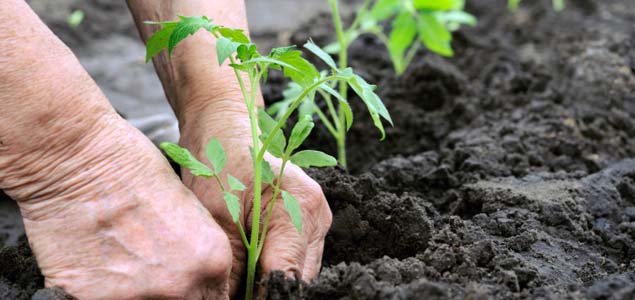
[
  {"left": 509, "top": 0, "right": 565, "bottom": 11},
  {"left": 144, "top": 15, "right": 391, "bottom": 300},
  {"left": 270, "top": 0, "right": 473, "bottom": 168}
]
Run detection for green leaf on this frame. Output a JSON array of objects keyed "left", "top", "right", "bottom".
[
  {"left": 236, "top": 44, "right": 258, "bottom": 61},
  {"left": 291, "top": 150, "right": 337, "bottom": 168},
  {"left": 216, "top": 37, "right": 240, "bottom": 65},
  {"left": 241, "top": 57, "right": 299, "bottom": 72},
  {"left": 223, "top": 192, "right": 241, "bottom": 223},
  {"left": 262, "top": 159, "right": 275, "bottom": 184},
  {"left": 303, "top": 40, "right": 338, "bottom": 70},
  {"left": 508, "top": 0, "right": 521, "bottom": 11},
  {"left": 281, "top": 191, "right": 303, "bottom": 234},
  {"left": 258, "top": 108, "right": 286, "bottom": 158},
  {"left": 370, "top": 0, "right": 401, "bottom": 20},
  {"left": 269, "top": 46, "right": 296, "bottom": 58},
  {"left": 168, "top": 16, "right": 215, "bottom": 55},
  {"left": 217, "top": 27, "right": 250, "bottom": 43},
  {"left": 388, "top": 11, "right": 417, "bottom": 75},
  {"left": 277, "top": 50, "right": 320, "bottom": 88},
  {"left": 413, "top": 0, "right": 459, "bottom": 10},
  {"left": 67, "top": 10, "right": 84, "bottom": 28},
  {"left": 319, "top": 83, "right": 353, "bottom": 130},
  {"left": 553, "top": 0, "right": 565, "bottom": 11},
  {"left": 145, "top": 23, "right": 177, "bottom": 62},
  {"left": 287, "top": 115, "right": 314, "bottom": 153},
  {"left": 347, "top": 74, "right": 393, "bottom": 139},
  {"left": 206, "top": 138, "right": 226, "bottom": 174},
  {"left": 417, "top": 12, "right": 453, "bottom": 56},
  {"left": 160, "top": 142, "right": 213, "bottom": 178},
  {"left": 228, "top": 175, "right": 246, "bottom": 191},
  {"left": 436, "top": 11, "right": 477, "bottom": 27}
]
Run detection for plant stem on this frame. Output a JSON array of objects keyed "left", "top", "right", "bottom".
[
  {"left": 256, "top": 76, "right": 340, "bottom": 162},
  {"left": 245, "top": 71, "right": 262, "bottom": 300},
  {"left": 329, "top": 0, "right": 349, "bottom": 169},
  {"left": 314, "top": 106, "right": 339, "bottom": 137},
  {"left": 255, "top": 158, "right": 288, "bottom": 260}
]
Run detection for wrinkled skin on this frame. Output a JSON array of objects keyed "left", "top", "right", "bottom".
[
  {"left": 179, "top": 101, "right": 333, "bottom": 295},
  {"left": 0, "top": 0, "right": 332, "bottom": 299}
]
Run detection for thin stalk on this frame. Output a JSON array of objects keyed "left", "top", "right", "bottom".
[
  {"left": 256, "top": 76, "right": 340, "bottom": 163},
  {"left": 245, "top": 71, "right": 262, "bottom": 300},
  {"left": 314, "top": 106, "right": 339, "bottom": 137},
  {"left": 318, "top": 90, "right": 341, "bottom": 131},
  {"left": 329, "top": 0, "right": 350, "bottom": 168},
  {"left": 255, "top": 158, "right": 289, "bottom": 260},
  {"left": 214, "top": 175, "right": 250, "bottom": 248}
]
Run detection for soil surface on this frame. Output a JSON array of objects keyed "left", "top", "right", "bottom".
[{"left": 2, "top": 0, "right": 635, "bottom": 299}]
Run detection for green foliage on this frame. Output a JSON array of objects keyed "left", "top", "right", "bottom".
[
  {"left": 67, "top": 10, "right": 84, "bottom": 28},
  {"left": 159, "top": 142, "right": 213, "bottom": 178},
  {"left": 223, "top": 192, "right": 241, "bottom": 222},
  {"left": 228, "top": 175, "right": 246, "bottom": 191},
  {"left": 326, "top": 0, "right": 476, "bottom": 75},
  {"left": 291, "top": 150, "right": 337, "bottom": 168},
  {"left": 206, "top": 138, "right": 226, "bottom": 174},
  {"left": 281, "top": 191, "right": 303, "bottom": 234},
  {"left": 145, "top": 15, "right": 390, "bottom": 300}
]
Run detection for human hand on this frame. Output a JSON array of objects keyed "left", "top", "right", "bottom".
[
  {"left": 178, "top": 100, "right": 333, "bottom": 296},
  {"left": 2, "top": 112, "right": 234, "bottom": 300}
]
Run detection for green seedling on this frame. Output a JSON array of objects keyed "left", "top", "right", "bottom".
[
  {"left": 508, "top": 0, "right": 565, "bottom": 11},
  {"left": 67, "top": 9, "right": 84, "bottom": 28},
  {"left": 270, "top": 0, "right": 473, "bottom": 168},
  {"left": 144, "top": 15, "right": 391, "bottom": 300}
]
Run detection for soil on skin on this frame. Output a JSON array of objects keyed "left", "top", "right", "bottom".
[{"left": 1, "top": 0, "right": 635, "bottom": 299}]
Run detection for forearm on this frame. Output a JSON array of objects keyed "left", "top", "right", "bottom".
[
  {"left": 126, "top": 0, "right": 263, "bottom": 127},
  {"left": 0, "top": 1, "right": 119, "bottom": 202}
]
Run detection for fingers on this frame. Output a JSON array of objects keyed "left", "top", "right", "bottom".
[{"left": 259, "top": 170, "right": 333, "bottom": 283}]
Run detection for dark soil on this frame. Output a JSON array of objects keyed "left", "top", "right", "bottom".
[
  {"left": 263, "top": 0, "right": 635, "bottom": 299},
  {"left": 2, "top": 0, "right": 635, "bottom": 299}
]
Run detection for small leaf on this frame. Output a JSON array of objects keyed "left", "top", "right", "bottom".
[
  {"left": 160, "top": 142, "right": 213, "bottom": 178},
  {"left": 217, "top": 27, "right": 250, "bottom": 43},
  {"left": 269, "top": 46, "right": 296, "bottom": 58},
  {"left": 258, "top": 108, "right": 286, "bottom": 158},
  {"left": 236, "top": 44, "right": 258, "bottom": 61},
  {"left": 287, "top": 115, "right": 314, "bottom": 153},
  {"left": 206, "top": 138, "right": 226, "bottom": 174},
  {"left": 67, "top": 10, "right": 84, "bottom": 28},
  {"left": 303, "top": 40, "right": 337, "bottom": 70},
  {"left": 261, "top": 159, "right": 275, "bottom": 184},
  {"left": 281, "top": 191, "right": 303, "bottom": 234},
  {"left": 241, "top": 56, "right": 299, "bottom": 72},
  {"left": 145, "top": 23, "right": 177, "bottom": 62},
  {"left": 347, "top": 74, "right": 393, "bottom": 139},
  {"left": 216, "top": 37, "right": 240, "bottom": 65},
  {"left": 413, "top": 0, "right": 459, "bottom": 10},
  {"left": 223, "top": 192, "right": 241, "bottom": 223},
  {"left": 370, "top": 0, "right": 401, "bottom": 20},
  {"left": 277, "top": 50, "right": 320, "bottom": 88},
  {"left": 168, "top": 16, "right": 215, "bottom": 55},
  {"left": 227, "top": 175, "right": 246, "bottom": 191},
  {"left": 417, "top": 12, "right": 453, "bottom": 57},
  {"left": 291, "top": 150, "right": 337, "bottom": 168},
  {"left": 388, "top": 11, "right": 417, "bottom": 74}
]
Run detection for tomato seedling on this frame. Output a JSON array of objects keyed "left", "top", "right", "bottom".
[
  {"left": 144, "top": 15, "right": 391, "bottom": 300},
  {"left": 270, "top": 0, "right": 472, "bottom": 167}
]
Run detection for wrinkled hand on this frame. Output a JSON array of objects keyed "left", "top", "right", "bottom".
[
  {"left": 179, "top": 100, "right": 333, "bottom": 296},
  {"left": 6, "top": 114, "right": 234, "bottom": 300}
]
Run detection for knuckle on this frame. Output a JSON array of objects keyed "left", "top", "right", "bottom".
[{"left": 299, "top": 181, "right": 326, "bottom": 214}]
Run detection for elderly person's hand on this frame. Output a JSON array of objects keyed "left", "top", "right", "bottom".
[
  {"left": 127, "top": 0, "right": 333, "bottom": 296},
  {"left": 1, "top": 1, "right": 233, "bottom": 299}
]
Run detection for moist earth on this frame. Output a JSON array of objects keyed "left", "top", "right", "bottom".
[{"left": 2, "top": 0, "right": 635, "bottom": 299}]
